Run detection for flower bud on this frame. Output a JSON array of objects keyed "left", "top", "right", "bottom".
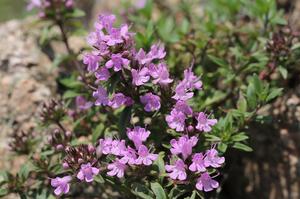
[
  {"left": 63, "top": 162, "right": 69, "bottom": 169},
  {"left": 56, "top": 144, "right": 64, "bottom": 151}
]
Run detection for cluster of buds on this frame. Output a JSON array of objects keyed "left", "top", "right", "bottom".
[
  {"left": 27, "top": 0, "right": 74, "bottom": 18},
  {"left": 9, "top": 130, "right": 35, "bottom": 154},
  {"left": 62, "top": 144, "right": 97, "bottom": 171},
  {"left": 40, "top": 99, "right": 66, "bottom": 124},
  {"left": 47, "top": 129, "right": 72, "bottom": 151}
]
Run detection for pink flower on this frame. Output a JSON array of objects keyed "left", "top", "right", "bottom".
[
  {"left": 135, "top": 0, "right": 147, "bottom": 9},
  {"left": 165, "top": 159, "right": 187, "bottom": 181},
  {"left": 107, "top": 159, "right": 127, "bottom": 178},
  {"left": 77, "top": 163, "right": 99, "bottom": 182},
  {"left": 51, "top": 176, "right": 72, "bottom": 196},
  {"left": 135, "top": 48, "right": 151, "bottom": 65},
  {"left": 172, "top": 82, "right": 194, "bottom": 101},
  {"left": 120, "top": 146, "right": 137, "bottom": 165},
  {"left": 204, "top": 148, "right": 225, "bottom": 168},
  {"left": 148, "top": 63, "right": 173, "bottom": 85},
  {"left": 127, "top": 126, "right": 150, "bottom": 148},
  {"left": 95, "top": 67, "right": 111, "bottom": 81},
  {"left": 140, "top": 93, "right": 161, "bottom": 112},
  {"left": 83, "top": 53, "right": 100, "bottom": 72},
  {"left": 76, "top": 96, "right": 93, "bottom": 110},
  {"left": 170, "top": 135, "right": 198, "bottom": 160},
  {"left": 183, "top": 67, "right": 202, "bottom": 90},
  {"left": 98, "top": 14, "right": 116, "bottom": 32},
  {"left": 189, "top": 153, "right": 206, "bottom": 172},
  {"left": 148, "top": 43, "right": 166, "bottom": 60},
  {"left": 166, "top": 109, "right": 186, "bottom": 132},
  {"left": 135, "top": 145, "right": 158, "bottom": 165},
  {"left": 131, "top": 67, "right": 150, "bottom": 86},
  {"left": 110, "top": 140, "right": 127, "bottom": 156},
  {"left": 27, "top": 0, "right": 42, "bottom": 10},
  {"left": 195, "top": 112, "right": 217, "bottom": 132},
  {"left": 108, "top": 93, "right": 133, "bottom": 109},
  {"left": 106, "top": 28, "right": 124, "bottom": 46},
  {"left": 196, "top": 172, "right": 219, "bottom": 192},
  {"left": 105, "top": 53, "right": 130, "bottom": 71},
  {"left": 174, "top": 100, "right": 193, "bottom": 115},
  {"left": 93, "top": 86, "right": 109, "bottom": 106},
  {"left": 97, "top": 138, "right": 126, "bottom": 156}
]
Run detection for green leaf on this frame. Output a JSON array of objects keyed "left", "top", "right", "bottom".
[
  {"left": 154, "top": 152, "right": 166, "bottom": 183},
  {"left": 59, "top": 76, "right": 82, "bottom": 89},
  {"left": 92, "top": 123, "right": 105, "bottom": 143},
  {"left": 246, "top": 83, "right": 257, "bottom": 109},
  {"left": 266, "top": 88, "right": 283, "bottom": 102},
  {"left": 150, "top": 182, "right": 167, "bottom": 199},
  {"left": 278, "top": 66, "right": 288, "bottom": 79},
  {"left": 231, "top": 133, "right": 249, "bottom": 142},
  {"left": 63, "top": 90, "right": 81, "bottom": 99},
  {"left": 218, "top": 143, "right": 228, "bottom": 153},
  {"left": 233, "top": 142, "right": 253, "bottom": 152},
  {"left": 208, "top": 55, "right": 228, "bottom": 67},
  {"left": 18, "top": 162, "right": 35, "bottom": 182},
  {"left": 66, "top": 8, "right": 85, "bottom": 18},
  {"left": 237, "top": 94, "right": 247, "bottom": 112},
  {"left": 0, "top": 188, "right": 8, "bottom": 197},
  {"left": 131, "top": 183, "right": 153, "bottom": 199},
  {"left": 94, "top": 175, "right": 105, "bottom": 184}
]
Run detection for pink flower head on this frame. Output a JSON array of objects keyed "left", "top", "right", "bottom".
[
  {"left": 51, "top": 176, "right": 72, "bottom": 196},
  {"left": 170, "top": 135, "right": 198, "bottom": 160},
  {"left": 93, "top": 86, "right": 109, "bottom": 106},
  {"left": 135, "top": 0, "right": 147, "bottom": 9},
  {"left": 108, "top": 93, "right": 133, "bottom": 109},
  {"left": 120, "top": 146, "right": 137, "bottom": 165},
  {"left": 77, "top": 163, "right": 99, "bottom": 182},
  {"left": 83, "top": 53, "right": 100, "bottom": 72},
  {"left": 195, "top": 112, "right": 217, "bottom": 132},
  {"left": 172, "top": 82, "right": 194, "bottom": 101},
  {"left": 65, "top": 0, "right": 74, "bottom": 8},
  {"left": 165, "top": 159, "right": 187, "bottom": 181},
  {"left": 131, "top": 67, "right": 150, "bottom": 86},
  {"left": 148, "top": 43, "right": 166, "bottom": 60},
  {"left": 76, "top": 96, "right": 93, "bottom": 110},
  {"left": 140, "top": 93, "right": 161, "bottom": 112},
  {"left": 174, "top": 100, "right": 193, "bottom": 115},
  {"left": 204, "top": 148, "right": 225, "bottom": 168},
  {"left": 106, "top": 28, "right": 124, "bottom": 46},
  {"left": 166, "top": 109, "right": 186, "bottom": 132},
  {"left": 27, "top": 0, "right": 42, "bottom": 10},
  {"left": 189, "top": 153, "right": 206, "bottom": 172},
  {"left": 95, "top": 67, "right": 111, "bottom": 81},
  {"left": 127, "top": 126, "right": 150, "bottom": 148},
  {"left": 196, "top": 172, "right": 219, "bottom": 192},
  {"left": 107, "top": 159, "right": 127, "bottom": 178},
  {"left": 148, "top": 63, "right": 173, "bottom": 85},
  {"left": 98, "top": 14, "right": 116, "bottom": 32},
  {"left": 135, "top": 48, "right": 151, "bottom": 65},
  {"left": 110, "top": 140, "right": 127, "bottom": 156},
  {"left": 105, "top": 53, "right": 130, "bottom": 71},
  {"left": 135, "top": 145, "right": 158, "bottom": 166},
  {"left": 183, "top": 67, "right": 202, "bottom": 90}
]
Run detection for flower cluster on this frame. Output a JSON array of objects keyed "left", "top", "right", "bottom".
[
  {"left": 50, "top": 14, "right": 224, "bottom": 196},
  {"left": 97, "top": 126, "right": 158, "bottom": 178},
  {"left": 83, "top": 14, "right": 172, "bottom": 112},
  {"left": 27, "top": 0, "right": 74, "bottom": 18},
  {"left": 166, "top": 136, "right": 225, "bottom": 192}
]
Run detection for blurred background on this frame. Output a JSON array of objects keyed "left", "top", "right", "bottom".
[{"left": 0, "top": 0, "right": 300, "bottom": 199}]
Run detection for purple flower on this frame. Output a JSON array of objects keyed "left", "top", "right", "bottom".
[
  {"left": 65, "top": 0, "right": 74, "bottom": 8},
  {"left": 97, "top": 138, "right": 113, "bottom": 155},
  {"left": 127, "top": 126, "right": 150, "bottom": 148},
  {"left": 131, "top": 67, "right": 150, "bottom": 86},
  {"left": 27, "top": 0, "right": 42, "bottom": 10},
  {"left": 93, "top": 86, "right": 109, "bottom": 106},
  {"left": 98, "top": 14, "right": 116, "bottom": 32},
  {"left": 95, "top": 67, "right": 111, "bottom": 81},
  {"left": 135, "top": 145, "right": 158, "bottom": 165},
  {"left": 183, "top": 67, "right": 202, "bottom": 90},
  {"left": 140, "top": 93, "right": 161, "bottom": 112},
  {"left": 76, "top": 96, "right": 93, "bottom": 110},
  {"left": 148, "top": 63, "right": 173, "bottom": 85},
  {"left": 196, "top": 172, "right": 219, "bottom": 192},
  {"left": 51, "top": 176, "right": 72, "bottom": 196},
  {"left": 189, "top": 153, "right": 206, "bottom": 172},
  {"left": 110, "top": 140, "right": 127, "bottom": 156},
  {"left": 83, "top": 53, "right": 101, "bottom": 72},
  {"left": 135, "top": 0, "right": 147, "bottom": 9},
  {"left": 148, "top": 43, "right": 166, "bottom": 60},
  {"left": 170, "top": 135, "right": 198, "bottom": 160},
  {"left": 204, "top": 148, "right": 225, "bottom": 168},
  {"left": 166, "top": 109, "right": 186, "bottom": 132},
  {"left": 106, "top": 28, "right": 124, "bottom": 46},
  {"left": 77, "top": 163, "right": 99, "bottom": 182},
  {"left": 120, "top": 146, "right": 137, "bottom": 165},
  {"left": 108, "top": 93, "right": 133, "bottom": 109},
  {"left": 105, "top": 53, "right": 130, "bottom": 71},
  {"left": 135, "top": 48, "right": 151, "bottom": 65},
  {"left": 172, "top": 82, "right": 194, "bottom": 101},
  {"left": 165, "top": 159, "right": 187, "bottom": 181},
  {"left": 195, "top": 112, "right": 217, "bottom": 132},
  {"left": 107, "top": 159, "right": 127, "bottom": 178},
  {"left": 174, "top": 100, "right": 193, "bottom": 115}
]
